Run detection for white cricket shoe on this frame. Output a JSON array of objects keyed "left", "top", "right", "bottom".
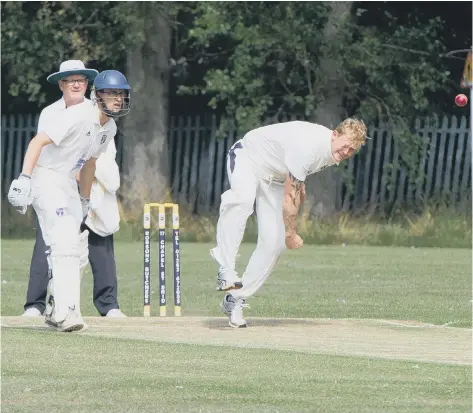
[
  {"left": 216, "top": 267, "right": 243, "bottom": 291},
  {"left": 22, "top": 307, "right": 42, "bottom": 317},
  {"left": 57, "top": 311, "right": 86, "bottom": 333},
  {"left": 220, "top": 293, "right": 249, "bottom": 328},
  {"left": 106, "top": 309, "right": 127, "bottom": 318}
]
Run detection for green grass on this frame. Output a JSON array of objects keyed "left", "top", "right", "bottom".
[
  {"left": 1, "top": 240, "right": 472, "bottom": 412},
  {"left": 1, "top": 240, "right": 471, "bottom": 327},
  {"left": 2, "top": 329, "right": 470, "bottom": 413}
]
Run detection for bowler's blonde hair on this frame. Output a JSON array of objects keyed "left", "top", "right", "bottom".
[{"left": 334, "top": 117, "right": 367, "bottom": 149}]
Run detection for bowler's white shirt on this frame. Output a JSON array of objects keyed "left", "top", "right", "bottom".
[
  {"left": 36, "top": 98, "right": 116, "bottom": 178},
  {"left": 242, "top": 121, "right": 337, "bottom": 182}
]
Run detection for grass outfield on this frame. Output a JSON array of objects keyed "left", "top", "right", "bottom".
[
  {"left": 2, "top": 240, "right": 471, "bottom": 326},
  {"left": 1, "top": 240, "right": 472, "bottom": 412}
]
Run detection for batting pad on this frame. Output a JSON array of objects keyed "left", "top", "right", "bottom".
[{"left": 49, "top": 215, "right": 81, "bottom": 322}]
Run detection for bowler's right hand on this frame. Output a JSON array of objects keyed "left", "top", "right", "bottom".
[
  {"left": 285, "top": 233, "right": 303, "bottom": 249},
  {"left": 8, "top": 174, "right": 32, "bottom": 214}
]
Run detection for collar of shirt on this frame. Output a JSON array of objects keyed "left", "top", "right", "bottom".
[
  {"left": 95, "top": 111, "right": 115, "bottom": 131},
  {"left": 56, "top": 97, "right": 114, "bottom": 131},
  {"left": 57, "top": 97, "right": 91, "bottom": 110},
  {"left": 88, "top": 101, "right": 112, "bottom": 130}
]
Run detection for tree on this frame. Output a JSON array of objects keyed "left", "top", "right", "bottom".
[
  {"left": 303, "top": 2, "right": 353, "bottom": 216},
  {"left": 119, "top": 2, "right": 176, "bottom": 210}
]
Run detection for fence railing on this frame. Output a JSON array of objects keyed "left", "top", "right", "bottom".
[
  {"left": 1, "top": 114, "right": 40, "bottom": 197},
  {"left": 2, "top": 113, "right": 471, "bottom": 213},
  {"left": 340, "top": 115, "right": 472, "bottom": 212}
]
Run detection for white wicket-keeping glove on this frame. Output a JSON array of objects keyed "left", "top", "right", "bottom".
[
  {"left": 8, "top": 174, "right": 32, "bottom": 214},
  {"left": 80, "top": 195, "right": 91, "bottom": 220}
]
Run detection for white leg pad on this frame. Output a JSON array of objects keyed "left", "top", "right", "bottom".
[{"left": 49, "top": 214, "right": 81, "bottom": 322}]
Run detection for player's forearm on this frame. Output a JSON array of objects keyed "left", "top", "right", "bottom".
[
  {"left": 283, "top": 174, "right": 303, "bottom": 236},
  {"left": 21, "top": 133, "right": 52, "bottom": 176},
  {"left": 79, "top": 159, "right": 97, "bottom": 198}
]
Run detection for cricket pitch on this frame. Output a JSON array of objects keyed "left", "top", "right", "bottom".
[{"left": 2, "top": 316, "right": 470, "bottom": 365}]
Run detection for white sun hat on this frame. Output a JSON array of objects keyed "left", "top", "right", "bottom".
[{"left": 47, "top": 60, "right": 98, "bottom": 85}]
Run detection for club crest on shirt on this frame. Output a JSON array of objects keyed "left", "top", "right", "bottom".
[
  {"left": 56, "top": 208, "right": 65, "bottom": 217},
  {"left": 100, "top": 134, "right": 107, "bottom": 145},
  {"left": 86, "top": 131, "right": 91, "bottom": 137}
]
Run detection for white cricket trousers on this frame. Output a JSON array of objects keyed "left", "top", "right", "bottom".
[
  {"left": 210, "top": 139, "right": 286, "bottom": 300},
  {"left": 31, "top": 166, "right": 83, "bottom": 322}
]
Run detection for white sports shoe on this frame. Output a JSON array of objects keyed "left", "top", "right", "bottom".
[
  {"left": 57, "top": 311, "right": 86, "bottom": 333},
  {"left": 22, "top": 307, "right": 42, "bottom": 317},
  {"left": 106, "top": 309, "right": 127, "bottom": 318},
  {"left": 220, "top": 294, "right": 249, "bottom": 328},
  {"left": 216, "top": 267, "right": 243, "bottom": 291}
]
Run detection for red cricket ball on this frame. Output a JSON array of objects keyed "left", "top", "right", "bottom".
[{"left": 455, "top": 94, "right": 468, "bottom": 107}]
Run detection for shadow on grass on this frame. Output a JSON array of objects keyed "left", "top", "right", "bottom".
[{"left": 204, "top": 317, "right": 329, "bottom": 329}]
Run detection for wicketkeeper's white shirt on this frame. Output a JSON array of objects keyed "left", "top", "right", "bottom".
[
  {"left": 36, "top": 99, "right": 116, "bottom": 178},
  {"left": 242, "top": 121, "right": 337, "bottom": 182}
]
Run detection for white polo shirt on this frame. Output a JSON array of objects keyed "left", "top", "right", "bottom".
[
  {"left": 242, "top": 121, "right": 337, "bottom": 182},
  {"left": 36, "top": 99, "right": 116, "bottom": 178},
  {"left": 37, "top": 98, "right": 69, "bottom": 133}
]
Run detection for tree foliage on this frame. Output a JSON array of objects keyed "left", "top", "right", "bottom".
[
  {"left": 176, "top": 2, "right": 464, "bottom": 136},
  {"left": 1, "top": 1, "right": 145, "bottom": 110},
  {"left": 177, "top": 2, "right": 332, "bottom": 133},
  {"left": 339, "top": 10, "right": 451, "bottom": 128},
  {"left": 3, "top": 1, "right": 468, "bottom": 127}
]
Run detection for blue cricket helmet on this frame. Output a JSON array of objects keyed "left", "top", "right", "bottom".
[
  {"left": 94, "top": 70, "right": 131, "bottom": 91},
  {"left": 92, "top": 70, "right": 131, "bottom": 118}
]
